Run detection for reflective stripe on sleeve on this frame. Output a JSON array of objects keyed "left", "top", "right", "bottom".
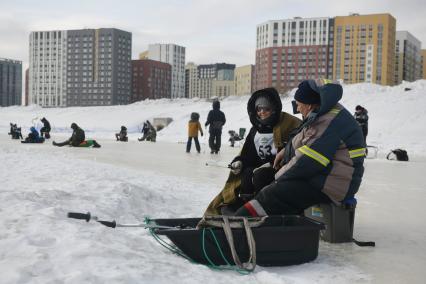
[
  {"left": 297, "top": 145, "right": 330, "bottom": 167},
  {"left": 349, "top": 148, "right": 366, "bottom": 158}
]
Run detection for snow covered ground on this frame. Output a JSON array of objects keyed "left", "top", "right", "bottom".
[{"left": 1, "top": 81, "right": 426, "bottom": 283}]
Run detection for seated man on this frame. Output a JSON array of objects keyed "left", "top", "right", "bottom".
[
  {"left": 233, "top": 79, "right": 366, "bottom": 217},
  {"left": 21, "top": 127, "right": 45, "bottom": 143},
  {"left": 53, "top": 123, "right": 101, "bottom": 148},
  {"left": 115, "top": 126, "right": 128, "bottom": 142}
]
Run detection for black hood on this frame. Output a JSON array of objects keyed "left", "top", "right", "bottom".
[
  {"left": 247, "top": 87, "right": 282, "bottom": 132},
  {"left": 212, "top": 100, "right": 220, "bottom": 110}
]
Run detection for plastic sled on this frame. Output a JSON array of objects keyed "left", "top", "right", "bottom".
[{"left": 153, "top": 215, "right": 324, "bottom": 267}]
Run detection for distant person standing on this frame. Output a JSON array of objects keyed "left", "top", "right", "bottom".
[
  {"left": 205, "top": 100, "right": 226, "bottom": 154},
  {"left": 354, "top": 105, "right": 368, "bottom": 145},
  {"left": 40, "top": 117, "right": 51, "bottom": 139},
  {"left": 186, "top": 112, "right": 203, "bottom": 153}
]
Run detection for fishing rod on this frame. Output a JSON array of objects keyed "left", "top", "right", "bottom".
[{"left": 205, "top": 161, "right": 232, "bottom": 169}]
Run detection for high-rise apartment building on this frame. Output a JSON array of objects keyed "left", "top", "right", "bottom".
[
  {"left": 255, "top": 17, "right": 334, "bottom": 93},
  {"left": 395, "top": 31, "right": 422, "bottom": 84},
  {"left": 25, "top": 68, "right": 29, "bottom": 106},
  {"left": 131, "top": 59, "right": 171, "bottom": 101},
  {"left": 422, "top": 50, "right": 426, "bottom": 79},
  {"left": 29, "top": 28, "right": 132, "bottom": 107},
  {"left": 333, "top": 13, "right": 396, "bottom": 85},
  {"left": 234, "top": 65, "right": 254, "bottom": 96},
  {"left": 148, "top": 44, "right": 185, "bottom": 98},
  {"left": 0, "top": 58, "right": 22, "bottom": 107}
]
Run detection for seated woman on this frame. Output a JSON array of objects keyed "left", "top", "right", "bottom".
[
  {"left": 203, "top": 87, "right": 301, "bottom": 216},
  {"left": 21, "top": 127, "right": 45, "bottom": 143}
]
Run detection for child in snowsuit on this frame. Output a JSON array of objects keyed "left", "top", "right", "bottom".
[
  {"left": 40, "top": 117, "right": 51, "bottom": 139},
  {"left": 115, "top": 126, "right": 128, "bottom": 141},
  {"left": 186, "top": 112, "right": 203, "bottom": 153}
]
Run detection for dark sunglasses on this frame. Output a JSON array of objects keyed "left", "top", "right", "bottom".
[{"left": 256, "top": 106, "right": 272, "bottom": 112}]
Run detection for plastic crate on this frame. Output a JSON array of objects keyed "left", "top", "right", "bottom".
[{"left": 305, "top": 203, "right": 355, "bottom": 243}]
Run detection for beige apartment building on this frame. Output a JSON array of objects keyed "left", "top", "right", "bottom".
[
  {"left": 234, "top": 65, "right": 254, "bottom": 96},
  {"left": 333, "top": 13, "right": 396, "bottom": 86},
  {"left": 212, "top": 80, "right": 234, "bottom": 98}
]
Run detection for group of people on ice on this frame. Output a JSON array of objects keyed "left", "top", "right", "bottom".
[
  {"left": 8, "top": 117, "right": 51, "bottom": 144},
  {"left": 203, "top": 79, "right": 367, "bottom": 218},
  {"left": 8, "top": 117, "right": 102, "bottom": 148}
]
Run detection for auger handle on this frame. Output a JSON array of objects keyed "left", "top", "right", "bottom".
[{"left": 67, "top": 212, "right": 91, "bottom": 222}]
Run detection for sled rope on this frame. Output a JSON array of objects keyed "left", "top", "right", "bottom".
[
  {"left": 201, "top": 228, "right": 251, "bottom": 275},
  {"left": 222, "top": 216, "right": 256, "bottom": 271},
  {"left": 144, "top": 217, "right": 254, "bottom": 274}
]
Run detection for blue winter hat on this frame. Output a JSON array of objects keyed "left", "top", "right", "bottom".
[{"left": 294, "top": 80, "right": 321, "bottom": 105}]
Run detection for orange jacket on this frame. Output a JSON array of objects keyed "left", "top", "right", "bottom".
[{"left": 188, "top": 120, "right": 203, "bottom": 137}]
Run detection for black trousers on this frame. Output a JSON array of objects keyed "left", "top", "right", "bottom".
[
  {"left": 186, "top": 136, "right": 200, "bottom": 152},
  {"left": 236, "top": 179, "right": 331, "bottom": 216},
  {"left": 208, "top": 129, "right": 222, "bottom": 152}
]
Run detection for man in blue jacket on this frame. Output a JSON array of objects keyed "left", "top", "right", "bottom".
[{"left": 234, "top": 79, "right": 366, "bottom": 216}]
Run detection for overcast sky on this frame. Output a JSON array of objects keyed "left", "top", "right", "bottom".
[{"left": 1, "top": 0, "right": 425, "bottom": 70}]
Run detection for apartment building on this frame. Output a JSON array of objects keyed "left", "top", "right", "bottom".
[
  {"left": 29, "top": 28, "right": 132, "bottom": 107},
  {"left": 255, "top": 17, "right": 334, "bottom": 93},
  {"left": 148, "top": 44, "right": 185, "bottom": 98},
  {"left": 198, "top": 63, "right": 235, "bottom": 98},
  {"left": 0, "top": 58, "right": 22, "bottom": 107},
  {"left": 185, "top": 62, "right": 199, "bottom": 98},
  {"left": 333, "top": 13, "right": 396, "bottom": 85},
  {"left": 131, "top": 59, "right": 171, "bottom": 101},
  {"left": 395, "top": 31, "right": 422, "bottom": 84},
  {"left": 234, "top": 65, "right": 254, "bottom": 96}
]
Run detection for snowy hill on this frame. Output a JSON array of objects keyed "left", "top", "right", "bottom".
[{"left": 1, "top": 80, "right": 426, "bottom": 156}]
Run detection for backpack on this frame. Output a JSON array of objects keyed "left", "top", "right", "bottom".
[{"left": 386, "top": 149, "right": 409, "bottom": 161}]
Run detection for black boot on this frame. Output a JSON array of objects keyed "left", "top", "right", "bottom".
[{"left": 92, "top": 141, "right": 101, "bottom": 148}]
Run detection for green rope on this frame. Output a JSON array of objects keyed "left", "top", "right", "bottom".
[{"left": 144, "top": 217, "right": 253, "bottom": 274}]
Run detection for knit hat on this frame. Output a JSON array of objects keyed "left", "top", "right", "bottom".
[
  {"left": 255, "top": 96, "right": 272, "bottom": 109},
  {"left": 294, "top": 80, "right": 321, "bottom": 105}
]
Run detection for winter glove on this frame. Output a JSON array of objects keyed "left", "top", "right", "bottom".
[{"left": 229, "top": 161, "right": 242, "bottom": 175}]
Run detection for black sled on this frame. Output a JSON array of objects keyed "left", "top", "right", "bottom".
[
  {"left": 153, "top": 215, "right": 324, "bottom": 267},
  {"left": 68, "top": 212, "right": 324, "bottom": 268}
]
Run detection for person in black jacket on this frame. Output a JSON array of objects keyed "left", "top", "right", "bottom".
[
  {"left": 354, "top": 105, "right": 368, "bottom": 145},
  {"left": 205, "top": 100, "right": 226, "bottom": 154},
  {"left": 40, "top": 117, "right": 51, "bottom": 139},
  {"left": 53, "top": 123, "right": 87, "bottom": 147},
  {"left": 203, "top": 88, "right": 301, "bottom": 215}
]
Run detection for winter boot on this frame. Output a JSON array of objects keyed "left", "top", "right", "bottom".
[{"left": 92, "top": 141, "right": 101, "bottom": 148}]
